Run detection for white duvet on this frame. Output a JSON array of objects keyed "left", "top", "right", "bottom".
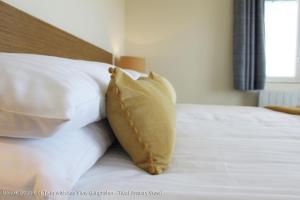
[{"left": 71, "top": 104, "right": 300, "bottom": 200}]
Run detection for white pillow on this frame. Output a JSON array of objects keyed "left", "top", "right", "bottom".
[
  {"left": 0, "top": 53, "right": 146, "bottom": 138},
  {"left": 122, "top": 68, "right": 147, "bottom": 79},
  {"left": 0, "top": 53, "right": 113, "bottom": 138},
  {"left": 0, "top": 120, "right": 114, "bottom": 200}
]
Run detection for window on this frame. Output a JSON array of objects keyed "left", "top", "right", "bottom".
[{"left": 265, "top": 0, "right": 300, "bottom": 82}]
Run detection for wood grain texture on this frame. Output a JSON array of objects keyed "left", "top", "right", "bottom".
[{"left": 0, "top": 1, "right": 112, "bottom": 63}]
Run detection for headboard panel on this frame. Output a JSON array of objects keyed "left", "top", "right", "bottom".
[{"left": 0, "top": 1, "right": 112, "bottom": 63}]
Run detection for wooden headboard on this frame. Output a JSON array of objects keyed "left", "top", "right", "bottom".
[{"left": 0, "top": 1, "right": 112, "bottom": 64}]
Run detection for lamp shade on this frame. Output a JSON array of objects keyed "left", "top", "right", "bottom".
[{"left": 118, "top": 56, "right": 146, "bottom": 72}]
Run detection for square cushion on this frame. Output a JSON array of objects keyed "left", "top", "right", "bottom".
[{"left": 106, "top": 68, "right": 176, "bottom": 175}]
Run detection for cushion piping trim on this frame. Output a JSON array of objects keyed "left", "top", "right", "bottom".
[{"left": 113, "top": 85, "right": 159, "bottom": 174}]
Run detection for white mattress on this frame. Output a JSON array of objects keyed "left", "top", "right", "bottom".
[{"left": 71, "top": 104, "right": 300, "bottom": 200}]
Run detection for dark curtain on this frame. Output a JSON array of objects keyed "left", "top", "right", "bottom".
[{"left": 233, "top": 0, "right": 266, "bottom": 91}]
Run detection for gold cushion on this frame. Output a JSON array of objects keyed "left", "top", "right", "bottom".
[
  {"left": 150, "top": 72, "right": 177, "bottom": 104},
  {"left": 265, "top": 105, "right": 300, "bottom": 115},
  {"left": 106, "top": 68, "right": 176, "bottom": 175}
]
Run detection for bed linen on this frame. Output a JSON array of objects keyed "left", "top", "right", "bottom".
[
  {"left": 71, "top": 104, "right": 300, "bottom": 200},
  {"left": 0, "top": 53, "right": 111, "bottom": 138},
  {"left": 0, "top": 53, "right": 146, "bottom": 138},
  {"left": 0, "top": 120, "right": 114, "bottom": 200}
]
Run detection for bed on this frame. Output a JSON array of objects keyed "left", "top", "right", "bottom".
[
  {"left": 71, "top": 105, "right": 300, "bottom": 200},
  {"left": 1, "top": 2, "right": 300, "bottom": 200}
]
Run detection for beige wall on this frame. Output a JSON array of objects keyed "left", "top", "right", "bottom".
[
  {"left": 3, "top": 0, "right": 125, "bottom": 55},
  {"left": 125, "top": 0, "right": 258, "bottom": 106},
  {"left": 4, "top": 0, "right": 295, "bottom": 106}
]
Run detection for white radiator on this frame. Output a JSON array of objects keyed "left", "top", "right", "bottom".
[{"left": 258, "top": 91, "right": 300, "bottom": 107}]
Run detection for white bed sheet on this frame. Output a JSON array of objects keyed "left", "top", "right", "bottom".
[{"left": 71, "top": 104, "right": 300, "bottom": 200}]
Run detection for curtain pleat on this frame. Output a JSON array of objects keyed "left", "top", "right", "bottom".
[{"left": 233, "top": 0, "right": 266, "bottom": 91}]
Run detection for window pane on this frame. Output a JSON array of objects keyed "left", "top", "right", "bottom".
[{"left": 265, "top": 0, "right": 298, "bottom": 77}]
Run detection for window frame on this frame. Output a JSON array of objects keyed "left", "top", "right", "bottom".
[{"left": 266, "top": 0, "right": 300, "bottom": 83}]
